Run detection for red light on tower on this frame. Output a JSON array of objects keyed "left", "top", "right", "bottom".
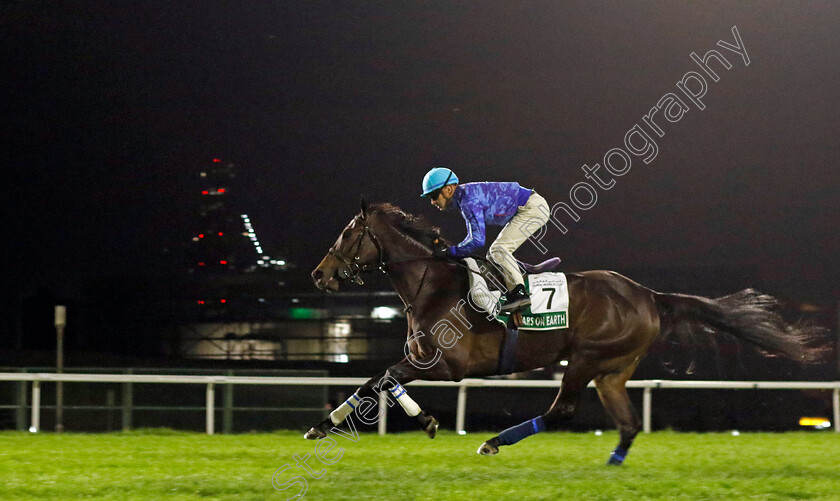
[
  {"left": 198, "top": 234, "right": 205, "bottom": 239},
  {"left": 220, "top": 299, "right": 227, "bottom": 304},
  {"left": 217, "top": 188, "right": 226, "bottom": 194},
  {"left": 213, "top": 158, "right": 221, "bottom": 163},
  {"left": 218, "top": 232, "right": 224, "bottom": 236},
  {"left": 201, "top": 190, "right": 209, "bottom": 195},
  {"left": 220, "top": 260, "right": 228, "bottom": 265}
]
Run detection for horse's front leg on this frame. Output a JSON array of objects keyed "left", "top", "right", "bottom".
[
  {"left": 303, "top": 369, "right": 385, "bottom": 440},
  {"left": 304, "top": 356, "right": 448, "bottom": 440}
]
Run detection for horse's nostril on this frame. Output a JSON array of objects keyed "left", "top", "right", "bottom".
[{"left": 312, "top": 269, "right": 324, "bottom": 281}]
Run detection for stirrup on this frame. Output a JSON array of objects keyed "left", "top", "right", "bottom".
[{"left": 500, "top": 296, "right": 530, "bottom": 314}]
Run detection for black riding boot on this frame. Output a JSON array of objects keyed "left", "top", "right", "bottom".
[{"left": 500, "top": 284, "right": 530, "bottom": 313}]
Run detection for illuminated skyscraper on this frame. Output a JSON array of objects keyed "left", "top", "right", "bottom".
[{"left": 189, "top": 159, "right": 286, "bottom": 274}]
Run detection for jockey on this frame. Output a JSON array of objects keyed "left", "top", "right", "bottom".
[{"left": 421, "top": 167, "right": 550, "bottom": 313}]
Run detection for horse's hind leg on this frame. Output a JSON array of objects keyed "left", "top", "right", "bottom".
[
  {"left": 594, "top": 367, "right": 642, "bottom": 466},
  {"left": 477, "top": 362, "right": 593, "bottom": 455}
]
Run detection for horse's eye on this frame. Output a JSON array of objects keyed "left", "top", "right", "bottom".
[{"left": 343, "top": 231, "right": 353, "bottom": 239}]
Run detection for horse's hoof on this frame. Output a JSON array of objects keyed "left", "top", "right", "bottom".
[
  {"left": 607, "top": 447, "right": 628, "bottom": 465},
  {"left": 477, "top": 441, "right": 499, "bottom": 455},
  {"left": 304, "top": 427, "right": 326, "bottom": 440},
  {"left": 423, "top": 416, "right": 439, "bottom": 439}
]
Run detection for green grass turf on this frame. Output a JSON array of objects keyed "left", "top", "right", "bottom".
[{"left": 1, "top": 429, "right": 839, "bottom": 500}]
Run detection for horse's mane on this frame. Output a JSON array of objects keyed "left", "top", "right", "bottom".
[{"left": 367, "top": 202, "right": 447, "bottom": 248}]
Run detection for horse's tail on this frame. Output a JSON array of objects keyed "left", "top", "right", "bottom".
[{"left": 652, "top": 288, "right": 829, "bottom": 364}]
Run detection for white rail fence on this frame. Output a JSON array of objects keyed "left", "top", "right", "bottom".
[{"left": 1, "top": 373, "right": 838, "bottom": 435}]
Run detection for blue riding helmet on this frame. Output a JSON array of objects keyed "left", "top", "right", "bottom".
[{"left": 420, "top": 167, "right": 459, "bottom": 197}]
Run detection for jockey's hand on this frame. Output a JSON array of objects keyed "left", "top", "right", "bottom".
[{"left": 432, "top": 239, "right": 450, "bottom": 259}]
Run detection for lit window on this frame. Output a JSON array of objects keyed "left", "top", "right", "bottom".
[
  {"left": 327, "top": 321, "right": 351, "bottom": 363},
  {"left": 371, "top": 306, "right": 400, "bottom": 320}
]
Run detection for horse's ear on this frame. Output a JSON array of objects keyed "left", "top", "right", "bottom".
[{"left": 360, "top": 196, "right": 368, "bottom": 216}]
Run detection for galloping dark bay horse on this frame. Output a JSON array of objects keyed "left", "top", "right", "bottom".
[{"left": 307, "top": 201, "right": 826, "bottom": 465}]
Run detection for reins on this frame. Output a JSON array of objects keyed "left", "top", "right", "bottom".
[{"left": 330, "top": 212, "right": 502, "bottom": 312}]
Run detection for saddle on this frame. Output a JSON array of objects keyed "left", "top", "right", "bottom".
[
  {"left": 509, "top": 259, "right": 563, "bottom": 326},
  {"left": 518, "top": 257, "right": 562, "bottom": 274},
  {"left": 463, "top": 256, "right": 567, "bottom": 329},
  {"left": 464, "top": 256, "right": 566, "bottom": 374}
]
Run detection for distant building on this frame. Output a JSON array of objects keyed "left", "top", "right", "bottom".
[
  {"left": 188, "top": 158, "right": 288, "bottom": 274},
  {"left": 167, "top": 159, "right": 408, "bottom": 363}
]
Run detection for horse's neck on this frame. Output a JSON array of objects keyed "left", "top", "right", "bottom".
[
  {"left": 377, "top": 220, "right": 457, "bottom": 311},
  {"left": 377, "top": 222, "right": 429, "bottom": 301},
  {"left": 377, "top": 220, "right": 494, "bottom": 362}
]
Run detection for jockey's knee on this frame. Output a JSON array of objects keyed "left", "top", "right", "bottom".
[
  {"left": 485, "top": 250, "right": 503, "bottom": 275},
  {"left": 488, "top": 246, "right": 518, "bottom": 271},
  {"left": 487, "top": 243, "right": 512, "bottom": 263}
]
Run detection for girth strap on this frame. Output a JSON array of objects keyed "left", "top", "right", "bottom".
[{"left": 497, "top": 326, "right": 519, "bottom": 375}]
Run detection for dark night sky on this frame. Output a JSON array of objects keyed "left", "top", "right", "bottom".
[{"left": 2, "top": 1, "right": 839, "bottom": 304}]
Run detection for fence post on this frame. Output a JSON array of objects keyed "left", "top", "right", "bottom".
[
  {"left": 31, "top": 380, "right": 41, "bottom": 432},
  {"left": 206, "top": 383, "right": 215, "bottom": 435},
  {"left": 55, "top": 305, "right": 66, "bottom": 433},
  {"left": 377, "top": 391, "right": 387, "bottom": 436},
  {"left": 456, "top": 384, "right": 468, "bottom": 434},
  {"left": 106, "top": 389, "right": 116, "bottom": 432},
  {"left": 122, "top": 369, "right": 133, "bottom": 431},
  {"left": 833, "top": 387, "right": 839, "bottom": 434},
  {"left": 223, "top": 373, "right": 234, "bottom": 434},
  {"left": 643, "top": 386, "right": 652, "bottom": 433},
  {"left": 16, "top": 378, "right": 27, "bottom": 431}
]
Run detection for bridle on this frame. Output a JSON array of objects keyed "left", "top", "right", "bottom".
[
  {"left": 328, "top": 214, "right": 386, "bottom": 285},
  {"left": 326, "top": 212, "right": 432, "bottom": 312},
  {"left": 326, "top": 210, "right": 489, "bottom": 312}
]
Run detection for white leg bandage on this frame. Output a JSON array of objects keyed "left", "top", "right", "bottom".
[
  {"left": 389, "top": 383, "right": 421, "bottom": 417},
  {"left": 330, "top": 393, "right": 361, "bottom": 425}
]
